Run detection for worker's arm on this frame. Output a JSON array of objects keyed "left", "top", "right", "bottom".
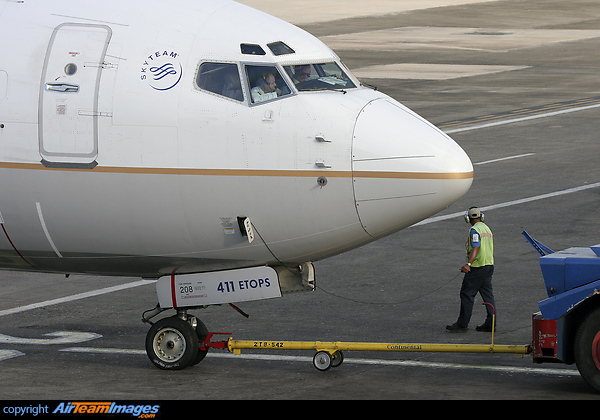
[{"left": 461, "top": 246, "right": 479, "bottom": 273}]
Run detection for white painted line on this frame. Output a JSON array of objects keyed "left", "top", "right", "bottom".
[
  {"left": 474, "top": 153, "right": 535, "bottom": 165},
  {"left": 60, "top": 346, "right": 579, "bottom": 376},
  {"left": 60, "top": 347, "right": 145, "bottom": 355},
  {"left": 0, "top": 331, "right": 102, "bottom": 345},
  {"left": 413, "top": 181, "right": 600, "bottom": 226},
  {"left": 341, "top": 356, "right": 580, "bottom": 376},
  {"left": 444, "top": 103, "right": 600, "bottom": 133},
  {"left": 0, "top": 279, "right": 156, "bottom": 317},
  {"left": 0, "top": 349, "right": 25, "bottom": 362}
]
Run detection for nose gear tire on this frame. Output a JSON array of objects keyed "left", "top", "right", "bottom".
[{"left": 146, "top": 316, "right": 199, "bottom": 370}]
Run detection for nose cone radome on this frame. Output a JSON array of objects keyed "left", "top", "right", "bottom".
[{"left": 352, "top": 99, "right": 473, "bottom": 238}]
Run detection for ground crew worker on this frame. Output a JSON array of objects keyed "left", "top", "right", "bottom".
[{"left": 446, "top": 207, "right": 496, "bottom": 332}]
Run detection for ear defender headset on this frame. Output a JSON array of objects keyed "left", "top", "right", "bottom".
[{"left": 464, "top": 206, "right": 485, "bottom": 223}]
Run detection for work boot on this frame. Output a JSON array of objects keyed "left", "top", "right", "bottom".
[
  {"left": 475, "top": 323, "right": 494, "bottom": 332},
  {"left": 446, "top": 323, "right": 468, "bottom": 332}
]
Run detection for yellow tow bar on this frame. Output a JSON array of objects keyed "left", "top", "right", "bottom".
[
  {"left": 226, "top": 338, "right": 531, "bottom": 371},
  {"left": 203, "top": 305, "right": 531, "bottom": 371}
]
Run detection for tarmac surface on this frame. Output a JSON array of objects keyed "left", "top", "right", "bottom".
[{"left": 2, "top": 0, "right": 600, "bottom": 400}]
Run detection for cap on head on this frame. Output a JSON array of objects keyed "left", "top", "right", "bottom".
[{"left": 464, "top": 206, "right": 484, "bottom": 223}]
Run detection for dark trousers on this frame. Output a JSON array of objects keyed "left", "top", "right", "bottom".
[{"left": 456, "top": 265, "right": 495, "bottom": 328}]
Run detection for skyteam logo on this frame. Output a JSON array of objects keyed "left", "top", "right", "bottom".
[{"left": 140, "top": 50, "right": 182, "bottom": 91}]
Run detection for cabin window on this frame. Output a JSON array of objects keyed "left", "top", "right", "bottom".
[
  {"left": 241, "top": 44, "right": 266, "bottom": 56},
  {"left": 245, "top": 65, "right": 291, "bottom": 104},
  {"left": 284, "top": 62, "right": 356, "bottom": 91},
  {"left": 196, "top": 62, "right": 244, "bottom": 102},
  {"left": 267, "top": 42, "right": 295, "bottom": 56}
]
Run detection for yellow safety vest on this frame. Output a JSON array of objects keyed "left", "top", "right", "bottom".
[{"left": 467, "top": 222, "right": 494, "bottom": 267}]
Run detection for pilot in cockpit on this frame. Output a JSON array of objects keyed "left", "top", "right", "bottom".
[{"left": 250, "top": 72, "right": 281, "bottom": 103}]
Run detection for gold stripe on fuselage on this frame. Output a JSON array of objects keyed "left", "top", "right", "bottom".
[{"left": 0, "top": 162, "right": 473, "bottom": 180}]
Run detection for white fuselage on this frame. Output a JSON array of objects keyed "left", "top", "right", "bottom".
[{"left": 0, "top": 0, "right": 473, "bottom": 278}]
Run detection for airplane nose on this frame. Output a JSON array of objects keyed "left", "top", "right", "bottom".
[{"left": 352, "top": 99, "right": 473, "bottom": 237}]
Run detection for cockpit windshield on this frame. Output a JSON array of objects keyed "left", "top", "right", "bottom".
[{"left": 284, "top": 62, "right": 356, "bottom": 92}]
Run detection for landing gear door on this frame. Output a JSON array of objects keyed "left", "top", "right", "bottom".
[{"left": 39, "top": 23, "right": 112, "bottom": 168}]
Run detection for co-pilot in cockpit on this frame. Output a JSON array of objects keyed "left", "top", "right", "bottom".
[
  {"left": 283, "top": 62, "right": 356, "bottom": 92},
  {"left": 196, "top": 60, "right": 356, "bottom": 105}
]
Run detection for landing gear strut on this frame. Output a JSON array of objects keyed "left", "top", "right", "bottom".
[{"left": 144, "top": 308, "right": 208, "bottom": 370}]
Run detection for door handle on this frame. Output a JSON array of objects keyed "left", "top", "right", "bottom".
[{"left": 45, "top": 83, "right": 80, "bottom": 93}]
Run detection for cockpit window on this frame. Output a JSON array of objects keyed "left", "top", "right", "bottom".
[
  {"left": 245, "top": 64, "right": 292, "bottom": 104},
  {"left": 284, "top": 62, "right": 356, "bottom": 91},
  {"left": 196, "top": 63, "right": 244, "bottom": 102},
  {"left": 241, "top": 44, "right": 266, "bottom": 56},
  {"left": 268, "top": 41, "right": 295, "bottom": 56}
]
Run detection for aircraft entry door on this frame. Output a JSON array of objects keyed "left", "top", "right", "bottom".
[{"left": 39, "top": 23, "right": 112, "bottom": 168}]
